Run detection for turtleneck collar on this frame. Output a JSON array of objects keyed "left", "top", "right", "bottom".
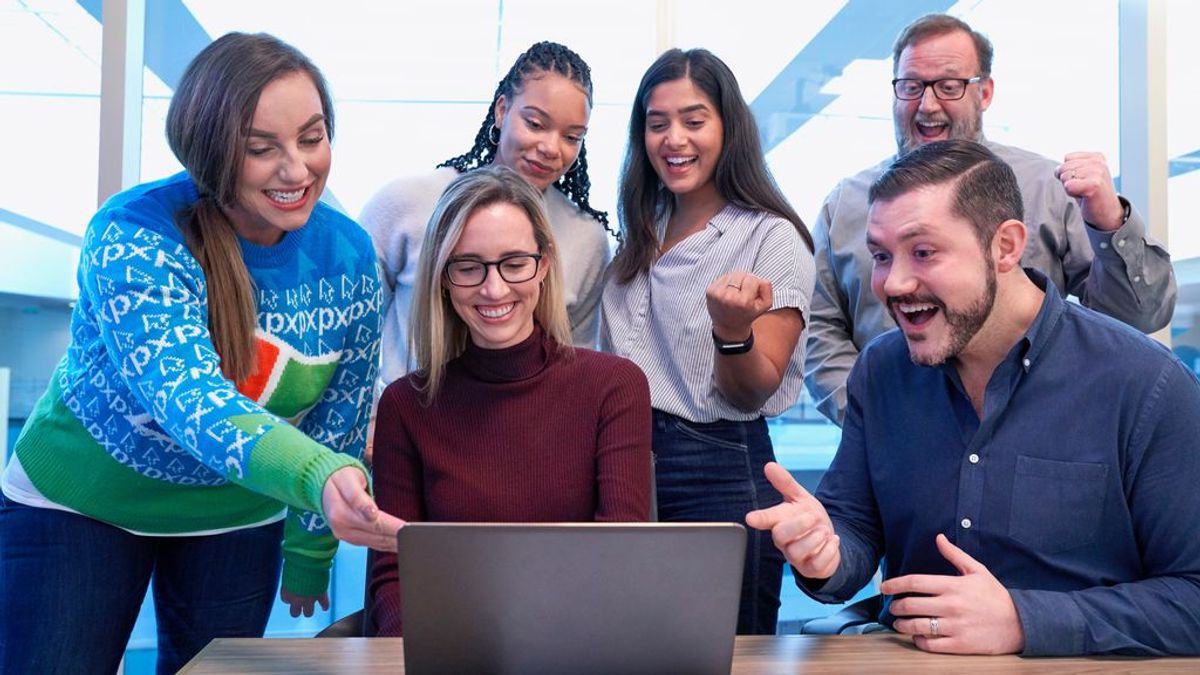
[{"left": 458, "top": 324, "right": 553, "bottom": 383}]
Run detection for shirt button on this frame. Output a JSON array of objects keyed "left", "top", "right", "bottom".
[
  {"left": 1133, "top": 275, "right": 1141, "bottom": 283},
  {"left": 1117, "top": 239, "right": 1126, "bottom": 248},
  {"left": 1099, "top": 241, "right": 1110, "bottom": 249},
  {"left": 1022, "top": 358, "right": 1031, "bottom": 368},
  {"left": 968, "top": 453, "right": 980, "bottom": 464},
  {"left": 961, "top": 518, "right": 972, "bottom": 529}
]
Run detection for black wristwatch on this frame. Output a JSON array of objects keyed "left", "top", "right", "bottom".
[{"left": 712, "top": 329, "right": 754, "bottom": 355}]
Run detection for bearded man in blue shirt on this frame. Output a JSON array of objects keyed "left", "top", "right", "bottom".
[{"left": 748, "top": 139, "right": 1200, "bottom": 656}]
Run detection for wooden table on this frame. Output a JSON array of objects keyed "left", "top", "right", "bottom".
[{"left": 180, "top": 634, "right": 1199, "bottom": 673}]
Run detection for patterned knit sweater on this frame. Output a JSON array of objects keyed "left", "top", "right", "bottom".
[{"left": 1, "top": 172, "right": 381, "bottom": 596}]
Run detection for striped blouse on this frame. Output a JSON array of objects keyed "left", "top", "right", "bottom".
[{"left": 601, "top": 204, "right": 815, "bottom": 423}]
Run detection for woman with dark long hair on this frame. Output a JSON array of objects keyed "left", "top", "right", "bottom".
[
  {"left": 602, "top": 48, "right": 816, "bottom": 635},
  {"left": 0, "top": 33, "right": 399, "bottom": 673},
  {"left": 361, "top": 41, "right": 613, "bottom": 394}
]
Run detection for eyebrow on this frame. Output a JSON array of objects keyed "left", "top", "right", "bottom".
[
  {"left": 521, "top": 105, "right": 588, "bottom": 132},
  {"left": 248, "top": 113, "right": 326, "bottom": 139},
  {"left": 866, "top": 224, "right": 930, "bottom": 248},
  {"left": 646, "top": 103, "right": 711, "bottom": 117}
]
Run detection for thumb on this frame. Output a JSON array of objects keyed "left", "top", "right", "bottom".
[
  {"left": 333, "top": 467, "right": 378, "bottom": 519},
  {"left": 936, "top": 533, "right": 984, "bottom": 575},
  {"left": 763, "top": 462, "right": 808, "bottom": 502}
]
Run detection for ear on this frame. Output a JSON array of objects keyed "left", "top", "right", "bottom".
[
  {"left": 978, "top": 76, "right": 995, "bottom": 112},
  {"left": 991, "top": 218, "right": 1026, "bottom": 273},
  {"left": 493, "top": 95, "right": 509, "bottom": 132}
]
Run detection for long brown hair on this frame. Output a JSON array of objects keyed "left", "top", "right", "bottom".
[
  {"left": 165, "top": 32, "right": 335, "bottom": 382},
  {"left": 612, "top": 48, "right": 813, "bottom": 284}
]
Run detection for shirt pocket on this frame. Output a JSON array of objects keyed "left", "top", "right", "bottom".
[{"left": 1009, "top": 455, "right": 1108, "bottom": 554}]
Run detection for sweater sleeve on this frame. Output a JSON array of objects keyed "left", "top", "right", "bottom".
[
  {"left": 279, "top": 256, "right": 383, "bottom": 596},
  {"left": 80, "top": 217, "right": 361, "bottom": 516},
  {"left": 593, "top": 358, "right": 652, "bottom": 522},
  {"left": 366, "top": 382, "right": 428, "bottom": 636}
]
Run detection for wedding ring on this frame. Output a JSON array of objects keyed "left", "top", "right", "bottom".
[{"left": 929, "top": 617, "right": 940, "bottom": 637}]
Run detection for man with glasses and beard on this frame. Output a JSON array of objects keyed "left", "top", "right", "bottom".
[
  {"left": 804, "top": 13, "right": 1176, "bottom": 425},
  {"left": 747, "top": 140, "right": 1200, "bottom": 657}
]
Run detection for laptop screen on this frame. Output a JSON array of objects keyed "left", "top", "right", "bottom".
[{"left": 397, "top": 522, "right": 745, "bottom": 675}]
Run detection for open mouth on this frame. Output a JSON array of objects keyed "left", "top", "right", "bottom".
[
  {"left": 914, "top": 119, "right": 949, "bottom": 141},
  {"left": 477, "top": 303, "right": 515, "bottom": 319},
  {"left": 665, "top": 156, "right": 698, "bottom": 171},
  {"left": 893, "top": 300, "right": 941, "bottom": 327},
  {"left": 264, "top": 186, "right": 309, "bottom": 207}
]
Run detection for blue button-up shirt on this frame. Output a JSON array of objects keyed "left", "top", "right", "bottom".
[{"left": 807, "top": 270, "right": 1200, "bottom": 655}]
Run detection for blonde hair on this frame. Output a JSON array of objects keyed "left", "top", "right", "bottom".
[{"left": 409, "top": 166, "right": 572, "bottom": 402}]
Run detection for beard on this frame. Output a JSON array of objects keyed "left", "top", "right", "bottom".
[
  {"left": 894, "top": 105, "right": 985, "bottom": 157},
  {"left": 887, "top": 259, "right": 997, "bottom": 367}
]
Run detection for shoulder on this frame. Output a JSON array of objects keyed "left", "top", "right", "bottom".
[
  {"left": 359, "top": 167, "right": 458, "bottom": 230},
  {"left": 560, "top": 347, "right": 648, "bottom": 385},
  {"left": 381, "top": 373, "right": 428, "bottom": 410},
  {"left": 984, "top": 141, "right": 1059, "bottom": 178},
  {"left": 313, "top": 201, "right": 375, "bottom": 258},
  {"left": 854, "top": 329, "right": 917, "bottom": 382},
  {"left": 1057, "top": 301, "right": 1176, "bottom": 366},
  {"left": 91, "top": 172, "right": 198, "bottom": 243},
  {"left": 544, "top": 187, "right": 608, "bottom": 245},
  {"left": 819, "top": 156, "right": 891, "bottom": 227}
]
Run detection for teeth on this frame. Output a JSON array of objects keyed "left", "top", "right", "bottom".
[
  {"left": 898, "top": 303, "right": 937, "bottom": 314},
  {"left": 266, "top": 188, "right": 305, "bottom": 203},
  {"left": 666, "top": 157, "right": 696, "bottom": 166},
  {"left": 478, "top": 303, "right": 514, "bottom": 318}
]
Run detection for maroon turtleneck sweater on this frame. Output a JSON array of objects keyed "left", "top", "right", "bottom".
[{"left": 367, "top": 327, "right": 652, "bottom": 636}]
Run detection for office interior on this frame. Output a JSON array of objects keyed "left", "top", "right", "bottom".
[{"left": 1, "top": 0, "right": 1195, "bottom": 671}]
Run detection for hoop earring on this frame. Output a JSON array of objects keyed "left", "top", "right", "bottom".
[{"left": 488, "top": 125, "right": 501, "bottom": 146}]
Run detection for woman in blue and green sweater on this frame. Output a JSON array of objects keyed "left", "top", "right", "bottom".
[{"left": 0, "top": 33, "right": 401, "bottom": 674}]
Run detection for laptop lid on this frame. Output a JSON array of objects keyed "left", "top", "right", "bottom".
[{"left": 397, "top": 522, "right": 746, "bottom": 675}]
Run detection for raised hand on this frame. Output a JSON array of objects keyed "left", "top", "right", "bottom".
[
  {"left": 745, "top": 462, "right": 840, "bottom": 580},
  {"left": 1055, "top": 151, "right": 1125, "bottom": 231}
]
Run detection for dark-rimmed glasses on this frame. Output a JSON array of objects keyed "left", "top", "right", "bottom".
[
  {"left": 444, "top": 253, "right": 543, "bottom": 287},
  {"left": 892, "top": 76, "right": 983, "bottom": 101}
]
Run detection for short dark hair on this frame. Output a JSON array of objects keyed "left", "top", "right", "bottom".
[
  {"left": 612, "top": 48, "right": 812, "bottom": 283},
  {"left": 893, "top": 14, "right": 994, "bottom": 77},
  {"left": 869, "top": 140, "right": 1022, "bottom": 249}
]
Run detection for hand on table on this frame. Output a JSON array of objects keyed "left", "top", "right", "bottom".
[{"left": 883, "top": 533, "right": 1024, "bottom": 654}]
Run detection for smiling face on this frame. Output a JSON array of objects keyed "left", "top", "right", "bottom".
[
  {"left": 224, "top": 71, "right": 331, "bottom": 246},
  {"left": 868, "top": 181, "right": 997, "bottom": 366},
  {"left": 492, "top": 72, "right": 591, "bottom": 193},
  {"left": 643, "top": 76, "right": 724, "bottom": 202},
  {"left": 445, "top": 201, "right": 550, "bottom": 350},
  {"left": 892, "top": 30, "right": 993, "bottom": 156}
]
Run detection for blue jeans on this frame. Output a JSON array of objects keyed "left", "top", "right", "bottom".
[
  {"left": 652, "top": 410, "right": 786, "bottom": 635},
  {"left": 0, "top": 492, "right": 283, "bottom": 674}
]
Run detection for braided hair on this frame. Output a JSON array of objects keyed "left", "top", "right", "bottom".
[{"left": 438, "top": 41, "right": 615, "bottom": 237}]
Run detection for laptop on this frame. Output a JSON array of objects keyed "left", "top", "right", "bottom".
[{"left": 396, "top": 522, "right": 746, "bottom": 675}]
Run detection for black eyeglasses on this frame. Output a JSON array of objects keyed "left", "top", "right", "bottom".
[
  {"left": 892, "top": 76, "right": 983, "bottom": 101},
  {"left": 444, "top": 253, "right": 543, "bottom": 287}
]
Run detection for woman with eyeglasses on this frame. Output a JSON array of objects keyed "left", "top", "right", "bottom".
[
  {"left": 360, "top": 41, "right": 613, "bottom": 396},
  {"left": 602, "top": 49, "right": 816, "bottom": 635},
  {"left": 366, "top": 167, "right": 651, "bottom": 637}
]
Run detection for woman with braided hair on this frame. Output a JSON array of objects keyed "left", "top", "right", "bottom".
[{"left": 361, "top": 41, "right": 613, "bottom": 397}]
